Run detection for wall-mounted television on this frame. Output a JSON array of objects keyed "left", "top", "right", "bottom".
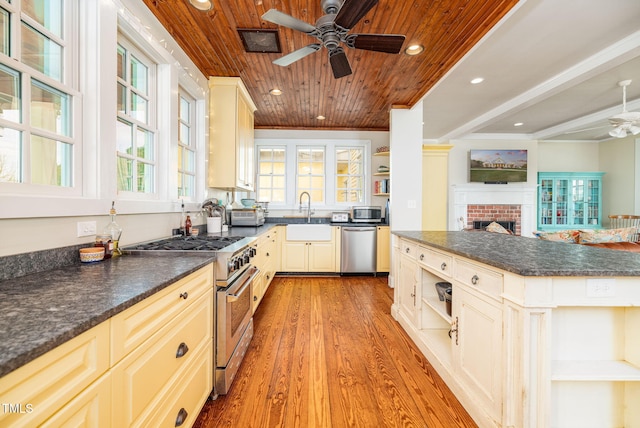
[{"left": 469, "top": 149, "right": 528, "bottom": 183}]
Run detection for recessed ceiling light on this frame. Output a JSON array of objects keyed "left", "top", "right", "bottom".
[
  {"left": 316, "top": 115, "right": 326, "bottom": 120},
  {"left": 189, "top": 0, "right": 212, "bottom": 11},
  {"left": 470, "top": 77, "right": 484, "bottom": 84},
  {"left": 269, "top": 88, "right": 282, "bottom": 96},
  {"left": 404, "top": 44, "right": 424, "bottom": 56},
  {"left": 514, "top": 122, "right": 524, "bottom": 127}
]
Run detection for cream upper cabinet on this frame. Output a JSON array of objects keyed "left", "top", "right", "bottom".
[{"left": 208, "top": 77, "right": 257, "bottom": 191}]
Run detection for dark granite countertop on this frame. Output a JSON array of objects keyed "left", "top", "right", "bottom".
[
  {"left": 0, "top": 254, "right": 214, "bottom": 378},
  {"left": 394, "top": 231, "right": 640, "bottom": 277}
]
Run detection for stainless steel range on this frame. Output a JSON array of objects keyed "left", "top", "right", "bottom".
[{"left": 123, "top": 234, "right": 258, "bottom": 397}]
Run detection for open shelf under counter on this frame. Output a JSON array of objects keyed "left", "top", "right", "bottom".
[
  {"left": 552, "top": 360, "right": 640, "bottom": 381},
  {"left": 422, "top": 296, "right": 450, "bottom": 322}
]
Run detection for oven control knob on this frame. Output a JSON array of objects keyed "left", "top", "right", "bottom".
[
  {"left": 227, "top": 259, "right": 235, "bottom": 273},
  {"left": 243, "top": 254, "right": 250, "bottom": 264},
  {"left": 236, "top": 258, "right": 243, "bottom": 268},
  {"left": 250, "top": 247, "right": 257, "bottom": 257}
]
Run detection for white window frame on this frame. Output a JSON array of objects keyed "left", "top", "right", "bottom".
[
  {"left": 116, "top": 36, "right": 157, "bottom": 198},
  {"left": 0, "top": 0, "right": 82, "bottom": 197},
  {"left": 177, "top": 87, "right": 197, "bottom": 200},
  {"left": 256, "top": 145, "right": 287, "bottom": 205},
  {"left": 0, "top": 0, "right": 209, "bottom": 218},
  {"left": 256, "top": 138, "right": 371, "bottom": 210}
]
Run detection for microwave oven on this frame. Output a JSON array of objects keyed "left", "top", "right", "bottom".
[{"left": 351, "top": 206, "right": 382, "bottom": 223}]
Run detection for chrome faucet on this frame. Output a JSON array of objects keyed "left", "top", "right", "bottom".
[{"left": 299, "top": 191, "right": 312, "bottom": 223}]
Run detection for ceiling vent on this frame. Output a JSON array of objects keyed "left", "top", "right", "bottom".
[{"left": 237, "top": 29, "right": 281, "bottom": 53}]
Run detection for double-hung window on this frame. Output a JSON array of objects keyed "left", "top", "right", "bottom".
[
  {"left": 116, "top": 39, "right": 156, "bottom": 194},
  {"left": 336, "top": 147, "right": 364, "bottom": 203},
  {"left": 178, "top": 89, "right": 196, "bottom": 198},
  {"left": 297, "top": 146, "right": 325, "bottom": 203},
  {"left": 255, "top": 139, "right": 370, "bottom": 208},
  {"left": 0, "top": 0, "right": 77, "bottom": 189}
]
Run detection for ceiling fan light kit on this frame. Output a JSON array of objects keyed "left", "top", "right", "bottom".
[
  {"left": 608, "top": 79, "right": 640, "bottom": 138},
  {"left": 188, "top": 0, "right": 212, "bottom": 11},
  {"left": 262, "top": 0, "right": 406, "bottom": 78}
]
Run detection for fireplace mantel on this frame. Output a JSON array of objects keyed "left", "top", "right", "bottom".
[{"left": 452, "top": 184, "right": 537, "bottom": 237}]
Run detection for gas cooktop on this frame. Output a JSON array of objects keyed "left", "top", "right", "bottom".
[{"left": 124, "top": 235, "right": 247, "bottom": 252}]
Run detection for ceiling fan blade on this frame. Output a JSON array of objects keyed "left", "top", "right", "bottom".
[
  {"left": 329, "top": 48, "right": 352, "bottom": 79},
  {"left": 273, "top": 44, "right": 321, "bottom": 67},
  {"left": 262, "top": 9, "right": 316, "bottom": 34},
  {"left": 334, "top": 0, "right": 379, "bottom": 30},
  {"left": 349, "top": 34, "right": 406, "bottom": 53}
]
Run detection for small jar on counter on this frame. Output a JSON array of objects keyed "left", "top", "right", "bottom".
[{"left": 95, "top": 234, "right": 114, "bottom": 259}]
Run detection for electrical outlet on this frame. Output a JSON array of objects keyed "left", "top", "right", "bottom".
[
  {"left": 77, "top": 221, "right": 97, "bottom": 237},
  {"left": 586, "top": 278, "right": 616, "bottom": 297}
]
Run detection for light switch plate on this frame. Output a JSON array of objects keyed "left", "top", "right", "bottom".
[{"left": 77, "top": 221, "right": 97, "bottom": 237}]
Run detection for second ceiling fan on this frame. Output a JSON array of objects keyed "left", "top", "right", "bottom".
[{"left": 262, "top": 0, "right": 406, "bottom": 78}]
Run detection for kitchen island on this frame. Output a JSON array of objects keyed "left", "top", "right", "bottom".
[{"left": 392, "top": 231, "right": 640, "bottom": 428}]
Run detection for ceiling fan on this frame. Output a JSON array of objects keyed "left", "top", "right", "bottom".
[
  {"left": 261, "top": 0, "right": 406, "bottom": 78},
  {"left": 564, "top": 80, "right": 640, "bottom": 138},
  {"left": 608, "top": 80, "right": 640, "bottom": 138}
]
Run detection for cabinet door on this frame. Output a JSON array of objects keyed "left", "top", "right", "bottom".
[
  {"left": 376, "top": 226, "right": 391, "bottom": 272},
  {"left": 452, "top": 285, "right": 502, "bottom": 422},
  {"left": 308, "top": 241, "right": 335, "bottom": 272},
  {"left": 398, "top": 254, "right": 418, "bottom": 324},
  {"left": 281, "top": 241, "right": 308, "bottom": 271}
]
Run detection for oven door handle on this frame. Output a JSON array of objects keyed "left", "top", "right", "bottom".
[{"left": 226, "top": 266, "right": 259, "bottom": 302}]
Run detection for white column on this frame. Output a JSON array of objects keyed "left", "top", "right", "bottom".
[{"left": 389, "top": 102, "right": 423, "bottom": 231}]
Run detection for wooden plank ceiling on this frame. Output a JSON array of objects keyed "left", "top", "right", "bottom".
[{"left": 143, "top": 0, "right": 518, "bottom": 131}]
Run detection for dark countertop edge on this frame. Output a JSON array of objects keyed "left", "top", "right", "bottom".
[
  {"left": 393, "top": 230, "right": 640, "bottom": 277},
  {"left": 0, "top": 255, "right": 214, "bottom": 378}
]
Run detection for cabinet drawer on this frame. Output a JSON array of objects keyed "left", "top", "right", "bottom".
[
  {"left": 400, "top": 240, "right": 418, "bottom": 260},
  {"left": 111, "top": 263, "right": 213, "bottom": 364},
  {"left": 0, "top": 322, "right": 110, "bottom": 427},
  {"left": 40, "top": 372, "right": 111, "bottom": 427},
  {"left": 454, "top": 259, "right": 503, "bottom": 300},
  {"left": 417, "top": 246, "right": 453, "bottom": 277},
  {"left": 111, "top": 290, "right": 213, "bottom": 427},
  {"left": 141, "top": 343, "right": 212, "bottom": 428}
]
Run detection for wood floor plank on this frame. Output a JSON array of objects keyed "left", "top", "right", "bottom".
[{"left": 194, "top": 276, "right": 477, "bottom": 428}]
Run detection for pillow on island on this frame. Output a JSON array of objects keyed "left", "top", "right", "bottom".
[
  {"left": 533, "top": 230, "right": 580, "bottom": 243},
  {"left": 577, "top": 227, "right": 636, "bottom": 244},
  {"left": 485, "top": 221, "right": 513, "bottom": 234}
]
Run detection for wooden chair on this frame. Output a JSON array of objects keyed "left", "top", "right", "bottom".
[{"left": 608, "top": 215, "right": 640, "bottom": 242}]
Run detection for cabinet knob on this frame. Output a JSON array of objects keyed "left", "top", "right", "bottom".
[
  {"left": 179, "top": 292, "right": 188, "bottom": 300},
  {"left": 266, "top": 252, "right": 270, "bottom": 257},
  {"left": 175, "top": 408, "right": 188, "bottom": 427},
  {"left": 175, "top": 342, "right": 189, "bottom": 358},
  {"left": 405, "top": 247, "right": 410, "bottom": 253},
  {"left": 419, "top": 254, "right": 424, "bottom": 261},
  {"left": 440, "top": 262, "right": 447, "bottom": 271},
  {"left": 471, "top": 274, "right": 479, "bottom": 285}
]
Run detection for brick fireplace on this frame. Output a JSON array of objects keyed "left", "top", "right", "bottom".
[
  {"left": 452, "top": 185, "right": 536, "bottom": 237},
  {"left": 467, "top": 204, "right": 522, "bottom": 235}
]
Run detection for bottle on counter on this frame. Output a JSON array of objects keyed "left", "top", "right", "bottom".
[
  {"left": 185, "top": 215, "right": 192, "bottom": 236},
  {"left": 104, "top": 201, "right": 123, "bottom": 256},
  {"left": 94, "top": 234, "right": 113, "bottom": 259}
]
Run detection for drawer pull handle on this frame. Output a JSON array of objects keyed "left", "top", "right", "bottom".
[
  {"left": 175, "top": 408, "right": 188, "bottom": 427},
  {"left": 176, "top": 342, "right": 189, "bottom": 358},
  {"left": 266, "top": 252, "right": 270, "bottom": 257},
  {"left": 440, "top": 262, "right": 447, "bottom": 271},
  {"left": 179, "top": 292, "right": 188, "bottom": 300},
  {"left": 419, "top": 254, "right": 424, "bottom": 261},
  {"left": 449, "top": 317, "right": 459, "bottom": 345},
  {"left": 471, "top": 275, "right": 479, "bottom": 285}
]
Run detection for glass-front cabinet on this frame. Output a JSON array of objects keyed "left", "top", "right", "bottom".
[{"left": 537, "top": 172, "right": 604, "bottom": 230}]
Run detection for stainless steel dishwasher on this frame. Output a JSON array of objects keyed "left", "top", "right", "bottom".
[{"left": 341, "top": 226, "right": 377, "bottom": 274}]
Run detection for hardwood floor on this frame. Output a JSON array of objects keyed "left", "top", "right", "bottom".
[{"left": 194, "top": 276, "right": 477, "bottom": 428}]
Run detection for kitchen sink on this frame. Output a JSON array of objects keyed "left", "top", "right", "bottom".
[{"left": 285, "top": 224, "right": 332, "bottom": 241}]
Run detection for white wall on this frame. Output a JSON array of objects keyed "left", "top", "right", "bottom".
[
  {"left": 598, "top": 136, "right": 637, "bottom": 224},
  {"left": 389, "top": 104, "right": 424, "bottom": 231},
  {"left": 538, "top": 141, "right": 600, "bottom": 172}
]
